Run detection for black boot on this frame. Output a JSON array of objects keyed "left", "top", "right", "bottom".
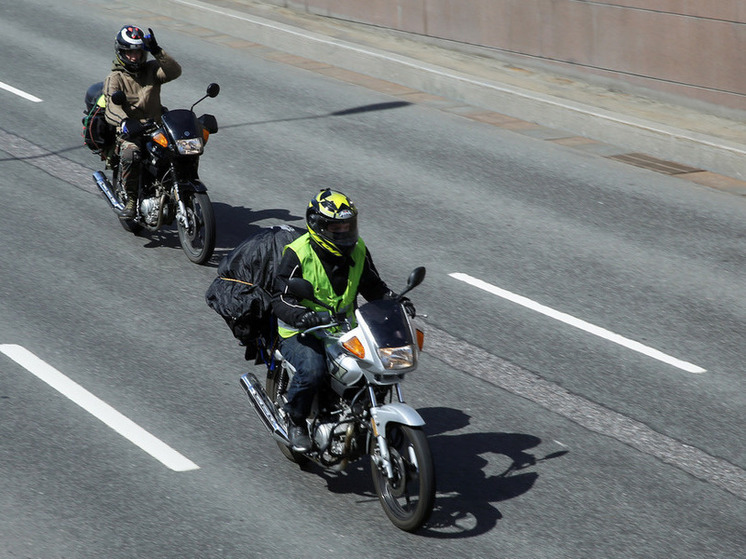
[
  {"left": 119, "top": 196, "right": 136, "bottom": 219},
  {"left": 287, "top": 416, "right": 311, "bottom": 452}
]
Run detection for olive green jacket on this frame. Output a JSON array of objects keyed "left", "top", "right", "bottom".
[{"left": 103, "top": 50, "right": 181, "bottom": 130}]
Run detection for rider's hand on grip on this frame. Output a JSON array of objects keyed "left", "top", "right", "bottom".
[
  {"left": 401, "top": 297, "right": 416, "bottom": 318},
  {"left": 296, "top": 311, "right": 324, "bottom": 329},
  {"left": 120, "top": 118, "right": 144, "bottom": 141},
  {"left": 143, "top": 28, "right": 161, "bottom": 55}
]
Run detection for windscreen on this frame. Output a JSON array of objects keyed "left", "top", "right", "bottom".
[
  {"left": 358, "top": 299, "right": 413, "bottom": 348},
  {"left": 162, "top": 109, "right": 200, "bottom": 141}
]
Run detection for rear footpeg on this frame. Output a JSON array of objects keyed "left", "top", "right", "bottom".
[{"left": 239, "top": 373, "right": 290, "bottom": 445}]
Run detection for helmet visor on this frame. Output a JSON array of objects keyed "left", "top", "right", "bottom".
[
  {"left": 121, "top": 49, "right": 145, "bottom": 64},
  {"left": 320, "top": 216, "right": 358, "bottom": 247}
]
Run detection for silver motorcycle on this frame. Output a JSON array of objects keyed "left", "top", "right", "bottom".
[{"left": 240, "top": 267, "right": 435, "bottom": 531}]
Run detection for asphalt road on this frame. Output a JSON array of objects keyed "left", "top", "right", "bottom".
[{"left": 1, "top": 1, "right": 745, "bottom": 558}]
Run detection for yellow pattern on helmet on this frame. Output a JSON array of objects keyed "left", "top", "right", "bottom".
[{"left": 306, "top": 189, "right": 359, "bottom": 257}]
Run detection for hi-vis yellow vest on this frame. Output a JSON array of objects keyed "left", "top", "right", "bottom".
[{"left": 277, "top": 234, "right": 366, "bottom": 338}]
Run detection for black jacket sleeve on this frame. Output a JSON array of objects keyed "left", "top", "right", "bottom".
[
  {"left": 271, "top": 242, "right": 390, "bottom": 328},
  {"left": 271, "top": 249, "right": 308, "bottom": 327},
  {"left": 358, "top": 248, "right": 391, "bottom": 302}
]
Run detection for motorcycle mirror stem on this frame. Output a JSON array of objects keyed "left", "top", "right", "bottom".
[
  {"left": 190, "top": 83, "right": 220, "bottom": 111},
  {"left": 398, "top": 266, "right": 426, "bottom": 299},
  {"left": 286, "top": 277, "right": 335, "bottom": 312}
]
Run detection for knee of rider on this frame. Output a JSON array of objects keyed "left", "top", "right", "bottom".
[{"left": 121, "top": 142, "right": 140, "bottom": 163}]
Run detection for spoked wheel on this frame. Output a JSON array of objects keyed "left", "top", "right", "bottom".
[
  {"left": 265, "top": 367, "right": 309, "bottom": 466},
  {"left": 371, "top": 425, "right": 435, "bottom": 532},
  {"left": 177, "top": 191, "right": 215, "bottom": 264}
]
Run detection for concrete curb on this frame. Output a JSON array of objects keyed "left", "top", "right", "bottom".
[{"left": 128, "top": 0, "right": 745, "bottom": 181}]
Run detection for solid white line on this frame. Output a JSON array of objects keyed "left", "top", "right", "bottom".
[
  {"left": 449, "top": 273, "right": 706, "bottom": 373},
  {"left": 172, "top": 0, "right": 745, "bottom": 158},
  {"left": 0, "top": 81, "right": 42, "bottom": 103},
  {"left": 0, "top": 344, "right": 199, "bottom": 471}
]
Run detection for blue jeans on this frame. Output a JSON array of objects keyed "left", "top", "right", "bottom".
[{"left": 279, "top": 333, "right": 327, "bottom": 423}]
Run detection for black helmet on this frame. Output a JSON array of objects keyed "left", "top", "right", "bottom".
[
  {"left": 115, "top": 25, "right": 146, "bottom": 73},
  {"left": 306, "top": 189, "right": 359, "bottom": 257}
]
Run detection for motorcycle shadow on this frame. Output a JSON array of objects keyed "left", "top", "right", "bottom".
[
  {"left": 208, "top": 203, "right": 304, "bottom": 267},
  {"left": 315, "top": 407, "right": 568, "bottom": 538},
  {"left": 135, "top": 203, "right": 303, "bottom": 267}
]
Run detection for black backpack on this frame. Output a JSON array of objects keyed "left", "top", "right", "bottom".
[
  {"left": 82, "top": 82, "right": 115, "bottom": 155},
  {"left": 205, "top": 225, "right": 303, "bottom": 359}
]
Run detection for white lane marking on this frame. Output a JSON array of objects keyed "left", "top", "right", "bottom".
[
  {"left": 172, "top": 0, "right": 745, "bottom": 158},
  {"left": 0, "top": 81, "right": 43, "bottom": 102},
  {"left": 449, "top": 273, "right": 706, "bottom": 374},
  {"left": 0, "top": 344, "right": 199, "bottom": 471},
  {"left": 426, "top": 324, "right": 745, "bottom": 500}
]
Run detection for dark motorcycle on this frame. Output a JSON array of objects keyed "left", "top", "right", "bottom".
[
  {"left": 93, "top": 83, "right": 220, "bottom": 265},
  {"left": 240, "top": 267, "right": 436, "bottom": 532}
]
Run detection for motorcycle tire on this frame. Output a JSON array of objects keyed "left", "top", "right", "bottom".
[
  {"left": 177, "top": 191, "right": 215, "bottom": 265},
  {"left": 265, "top": 367, "right": 309, "bottom": 466},
  {"left": 371, "top": 424, "right": 435, "bottom": 532}
]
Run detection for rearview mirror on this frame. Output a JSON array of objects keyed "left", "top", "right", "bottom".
[{"left": 111, "top": 91, "right": 126, "bottom": 106}]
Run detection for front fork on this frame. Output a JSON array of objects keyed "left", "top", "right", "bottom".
[
  {"left": 173, "top": 183, "right": 190, "bottom": 231},
  {"left": 369, "top": 385, "right": 406, "bottom": 479}
]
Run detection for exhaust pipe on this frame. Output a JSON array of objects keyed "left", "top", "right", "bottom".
[
  {"left": 93, "top": 171, "right": 124, "bottom": 211},
  {"left": 239, "top": 373, "right": 290, "bottom": 445}
]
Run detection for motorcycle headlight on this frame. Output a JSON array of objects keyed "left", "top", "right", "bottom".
[
  {"left": 378, "top": 345, "right": 415, "bottom": 370},
  {"left": 175, "top": 137, "right": 204, "bottom": 155}
]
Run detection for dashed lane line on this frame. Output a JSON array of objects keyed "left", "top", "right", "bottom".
[{"left": 1, "top": 344, "right": 199, "bottom": 472}]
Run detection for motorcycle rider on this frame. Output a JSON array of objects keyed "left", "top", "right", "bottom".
[
  {"left": 272, "top": 189, "right": 415, "bottom": 451},
  {"left": 104, "top": 25, "right": 182, "bottom": 219}
]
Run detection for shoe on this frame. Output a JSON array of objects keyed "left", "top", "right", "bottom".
[
  {"left": 118, "top": 198, "right": 136, "bottom": 219},
  {"left": 287, "top": 418, "right": 311, "bottom": 452}
]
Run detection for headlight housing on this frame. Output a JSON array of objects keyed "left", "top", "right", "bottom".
[
  {"left": 175, "top": 137, "right": 204, "bottom": 155},
  {"left": 378, "top": 345, "right": 415, "bottom": 370}
]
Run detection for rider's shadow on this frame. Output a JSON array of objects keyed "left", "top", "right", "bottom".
[
  {"left": 318, "top": 407, "right": 567, "bottom": 537},
  {"left": 139, "top": 203, "right": 303, "bottom": 267}
]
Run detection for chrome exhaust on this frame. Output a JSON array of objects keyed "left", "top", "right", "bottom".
[
  {"left": 92, "top": 171, "right": 124, "bottom": 211},
  {"left": 239, "top": 373, "right": 290, "bottom": 445}
]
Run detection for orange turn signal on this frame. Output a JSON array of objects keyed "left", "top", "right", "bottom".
[
  {"left": 152, "top": 131, "right": 168, "bottom": 148},
  {"left": 342, "top": 336, "right": 365, "bottom": 359},
  {"left": 416, "top": 329, "right": 424, "bottom": 350}
]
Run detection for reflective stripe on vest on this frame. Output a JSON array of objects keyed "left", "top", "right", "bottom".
[{"left": 277, "top": 234, "right": 366, "bottom": 338}]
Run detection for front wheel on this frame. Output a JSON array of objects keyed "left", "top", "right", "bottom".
[
  {"left": 371, "top": 425, "right": 435, "bottom": 532},
  {"left": 177, "top": 191, "right": 215, "bottom": 265}
]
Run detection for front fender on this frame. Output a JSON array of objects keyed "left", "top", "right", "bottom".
[
  {"left": 371, "top": 403, "right": 425, "bottom": 431},
  {"left": 177, "top": 179, "right": 208, "bottom": 193}
]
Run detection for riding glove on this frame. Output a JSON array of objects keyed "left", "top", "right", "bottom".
[
  {"left": 400, "top": 297, "right": 416, "bottom": 318},
  {"left": 296, "top": 311, "right": 323, "bottom": 329},
  {"left": 143, "top": 28, "right": 161, "bottom": 55}
]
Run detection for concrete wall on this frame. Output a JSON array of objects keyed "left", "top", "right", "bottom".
[{"left": 268, "top": 1, "right": 746, "bottom": 113}]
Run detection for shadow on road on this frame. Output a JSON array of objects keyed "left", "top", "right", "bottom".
[
  {"left": 311, "top": 407, "right": 568, "bottom": 538},
  {"left": 220, "top": 101, "right": 412, "bottom": 131},
  {"left": 133, "top": 202, "right": 303, "bottom": 267}
]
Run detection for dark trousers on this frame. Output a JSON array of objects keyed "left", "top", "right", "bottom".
[
  {"left": 118, "top": 139, "right": 141, "bottom": 196},
  {"left": 279, "top": 333, "right": 327, "bottom": 423}
]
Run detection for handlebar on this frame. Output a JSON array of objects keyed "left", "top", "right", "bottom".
[{"left": 298, "top": 311, "right": 348, "bottom": 336}]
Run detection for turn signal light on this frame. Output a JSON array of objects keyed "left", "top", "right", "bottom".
[
  {"left": 152, "top": 131, "right": 168, "bottom": 148},
  {"left": 342, "top": 336, "right": 365, "bottom": 359},
  {"left": 416, "top": 329, "right": 424, "bottom": 350}
]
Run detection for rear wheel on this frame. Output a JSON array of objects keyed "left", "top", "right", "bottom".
[
  {"left": 177, "top": 191, "right": 215, "bottom": 264},
  {"left": 371, "top": 425, "right": 435, "bottom": 532},
  {"left": 266, "top": 367, "right": 309, "bottom": 465}
]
